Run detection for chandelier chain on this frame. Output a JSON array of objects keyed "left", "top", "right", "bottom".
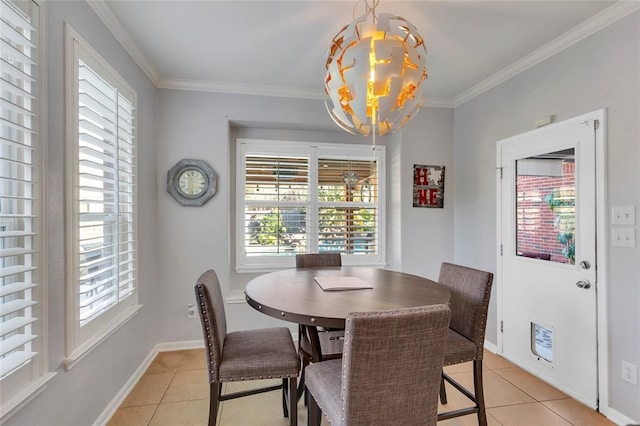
[{"left": 353, "top": 0, "right": 380, "bottom": 21}]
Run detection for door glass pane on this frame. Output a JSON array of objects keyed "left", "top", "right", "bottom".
[{"left": 515, "top": 149, "right": 575, "bottom": 264}]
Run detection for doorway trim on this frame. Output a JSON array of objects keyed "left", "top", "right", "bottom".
[{"left": 495, "top": 109, "right": 609, "bottom": 415}]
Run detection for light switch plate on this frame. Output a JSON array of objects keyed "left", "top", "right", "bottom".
[
  {"left": 612, "top": 206, "right": 635, "bottom": 225},
  {"left": 612, "top": 227, "right": 636, "bottom": 248}
]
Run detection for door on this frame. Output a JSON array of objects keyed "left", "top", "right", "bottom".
[{"left": 498, "top": 112, "right": 600, "bottom": 408}]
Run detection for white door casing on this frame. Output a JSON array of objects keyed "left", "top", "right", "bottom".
[{"left": 496, "top": 109, "right": 608, "bottom": 410}]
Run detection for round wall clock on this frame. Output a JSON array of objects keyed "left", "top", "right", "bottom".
[{"left": 167, "top": 159, "right": 217, "bottom": 206}]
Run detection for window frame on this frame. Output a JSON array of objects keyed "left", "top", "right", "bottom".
[
  {"left": 64, "top": 24, "right": 141, "bottom": 368},
  {"left": 235, "top": 139, "right": 386, "bottom": 272},
  {"left": 0, "top": 0, "right": 55, "bottom": 420}
]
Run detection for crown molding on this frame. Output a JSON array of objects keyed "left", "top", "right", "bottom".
[
  {"left": 90, "top": 0, "right": 637, "bottom": 109},
  {"left": 159, "top": 78, "right": 455, "bottom": 107},
  {"left": 453, "top": 1, "right": 640, "bottom": 107},
  {"left": 158, "top": 78, "right": 327, "bottom": 100},
  {"left": 87, "top": 0, "right": 161, "bottom": 86},
  {"left": 423, "top": 97, "right": 455, "bottom": 108}
]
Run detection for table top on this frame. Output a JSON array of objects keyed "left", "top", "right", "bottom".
[{"left": 245, "top": 266, "right": 451, "bottom": 329}]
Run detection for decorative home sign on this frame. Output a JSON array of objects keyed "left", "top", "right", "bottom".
[{"left": 413, "top": 164, "right": 445, "bottom": 208}]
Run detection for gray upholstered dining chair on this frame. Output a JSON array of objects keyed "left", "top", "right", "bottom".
[
  {"left": 436, "top": 262, "right": 494, "bottom": 426},
  {"left": 194, "top": 269, "right": 299, "bottom": 426},
  {"left": 295, "top": 253, "right": 342, "bottom": 268},
  {"left": 305, "top": 304, "right": 452, "bottom": 426},
  {"left": 295, "top": 253, "right": 344, "bottom": 396}
]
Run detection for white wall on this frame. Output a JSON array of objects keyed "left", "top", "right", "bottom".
[
  {"left": 453, "top": 11, "right": 639, "bottom": 422},
  {"left": 5, "top": 2, "right": 160, "bottom": 425}
]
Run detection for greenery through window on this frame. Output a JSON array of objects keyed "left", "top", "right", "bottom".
[{"left": 236, "top": 140, "right": 385, "bottom": 271}]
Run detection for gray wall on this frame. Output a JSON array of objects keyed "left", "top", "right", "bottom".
[
  {"left": 5, "top": 2, "right": 160, "bottom": 425},
  {"left": 8, "top": 1, "right": 638, "bottom": 424},
  {"left": 453, "top": 11, "right": 639, "bottom": 421},
  {"left": 154, "top": 89, "right": 454, "bottom": 340}
]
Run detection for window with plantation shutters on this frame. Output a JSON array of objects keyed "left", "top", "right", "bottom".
[
  {"left": 236, "top": 140, "right": 385, "bottom": 271},
  {"left": 1, "top": 0, "right": 53, "bottom": 416},
  {"left": 65, "top": 25, "right": 139, "bottom": 363}
]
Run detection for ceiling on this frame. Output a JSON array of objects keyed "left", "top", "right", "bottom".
[{"left": 95, "top": 1, "right": 634, "bottom": 106}]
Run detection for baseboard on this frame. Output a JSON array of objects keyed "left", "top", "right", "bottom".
[
  {"left": 483, "top": 339, "right": 498, "bottom": 354},
  {"left": 92, "top": 346, "right": 160, "bottom": 426},
  {"left": 93, "top": 340, "right": 205, "bottom": 425},
  {"left": 605, "top": 407, "right": 639, "bottom": 426},
  {"left": 156, "top": 339, "right": 204, "bottom": 351}
]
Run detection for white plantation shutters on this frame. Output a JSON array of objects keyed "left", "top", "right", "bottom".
[
  {"left": 236, "top": 140, "right": 385, "bottom": 270},
  {"left": 244, "top": 153, "right": 310, "bottom": 256},
  {"left": 1, "top": 0, "right": 51, "bottom": 413},
  {"left": 77, "top": 61, "right": 135, "bottom": 325},
  {"left": 317, "top": 158, "right": 378, "bottom": 255},
  {"left": 66, "top": 26, "right": 138, "bottom": 359}
]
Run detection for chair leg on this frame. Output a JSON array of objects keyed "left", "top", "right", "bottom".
[
  {"left": 209, "top": 382, "right": 220, "bottom": 426},
  {"left": 289, "top": 377, "right": 298, "bottom": 426},
  {"left": 473, "top": 360, "right": 487, "bottom": 426},
  {"left": 297, "top": 354, "right": 310, "bottom": 401},
  {"left": 307, "top": 392, "right": 321, "bottom": 426},
  {"left": 439, "top": 375, "right": 448, "bottom": 404},
  {"left": 282, "top": 378, "right": 289, "bottom": 418}
]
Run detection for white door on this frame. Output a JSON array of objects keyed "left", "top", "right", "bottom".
[{"left": 497, "top": 111, "right": 601, "bottom": 408}]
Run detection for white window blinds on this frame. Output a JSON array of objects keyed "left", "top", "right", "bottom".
[
  {"left": 77, "top": 61, "right": 136, "bottom": 326},
  {"left": 65, "top": 26, "right": 138, "bottom": 360},
  {"left": 236, "top": 140, "right": 385, "bottom": 271},
  {"left": 1, "top": 0, "right": 46, "bottom": 401}
]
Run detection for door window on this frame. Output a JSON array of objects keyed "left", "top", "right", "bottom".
[{"left": 515, "top": 149, "right": 575, "bottom": 264}]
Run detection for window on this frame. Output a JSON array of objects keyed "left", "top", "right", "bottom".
[
  {"left": 236, "top": 139, "right": 385, "bottom": 271},
  {"left": 1, "top": 0, "right": 53, "bottom": 417},
  {"left": 65, "top": 25, "right": 139, "bottom": 365}
]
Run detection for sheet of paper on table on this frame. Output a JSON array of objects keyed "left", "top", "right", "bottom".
[{"left": 314, "top": 276, "right": 374, "bottom": 291}]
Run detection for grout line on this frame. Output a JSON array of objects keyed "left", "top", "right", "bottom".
[
  {"left": 117, "top": 349, "right": 611, "bottom": 426},
  {"left": 146, "top": 352, "right": 185, "bottom": 424}
]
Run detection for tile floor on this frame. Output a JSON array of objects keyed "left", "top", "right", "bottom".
[{"left": 107, "top": 349, "right": 614, "bottom": 426}]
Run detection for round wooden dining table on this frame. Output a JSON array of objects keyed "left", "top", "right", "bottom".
[{"left": 245, "top": 266, "right": 451, "bottom": 330}]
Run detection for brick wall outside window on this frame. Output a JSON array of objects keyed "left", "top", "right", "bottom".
[{"left": 516, "top": 161, "right": 575, "bottom": 264}]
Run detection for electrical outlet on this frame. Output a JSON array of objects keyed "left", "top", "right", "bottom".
[
  {"left": 621, "top": 361, "right": 638, "bottom": 386},
  {"left": 187, "top": 304, "right": 196, "bottom": 319}
]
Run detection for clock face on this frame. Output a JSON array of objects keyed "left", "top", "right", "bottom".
[
  {"left": 167, "top": 159, "right": 217, "bottom": 206},
  {"left": 178, "top": 169, "right": 206, "bottom": 197}
]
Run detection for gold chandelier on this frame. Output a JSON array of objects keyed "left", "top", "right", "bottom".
[{"left": 324, "top": 0, "right": 428, "bottom": 143}]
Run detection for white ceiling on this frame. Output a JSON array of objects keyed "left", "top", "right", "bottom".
[{"left": 95, "top": 1, "right": 636, "bottom": 106}]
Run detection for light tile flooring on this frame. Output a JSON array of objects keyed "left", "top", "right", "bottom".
[{"left": 107, "top": 349, "right": 614, "bottom": 426}]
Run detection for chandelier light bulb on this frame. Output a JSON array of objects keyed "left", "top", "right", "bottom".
[{"left": 324, "top": 4, "right": 428, "bottom": 138}]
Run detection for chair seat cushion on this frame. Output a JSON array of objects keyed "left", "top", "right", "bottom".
[
  {"left": 443, "top": 328, "right": 478, "bottom": 366},
  {"left": 305, "top": 359, "right": 343, "bottom": 424},
  {"left": 219, "top": 327, "right": 299, "bottom": 381}
]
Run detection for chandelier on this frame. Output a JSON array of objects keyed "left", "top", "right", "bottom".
[{"left": 324, "top": 0, "right": 428, "bottom": 144}]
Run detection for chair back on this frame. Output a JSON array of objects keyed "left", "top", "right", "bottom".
[
  {"left": 194, "top": 269, "right": 228, "bottom": 383},
  {"left": 295, "top": 253, "right": 342, "bottom": 268},
  {"left": 341, "top": 305, "right": 451, "bottom": 426},
  {"left": 438, "top": 262, "right": 493, "bottom": 357}
]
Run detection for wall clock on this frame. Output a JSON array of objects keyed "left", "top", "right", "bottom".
[{"left": 167, "top": 159, "right": 217, "bottom": 206}]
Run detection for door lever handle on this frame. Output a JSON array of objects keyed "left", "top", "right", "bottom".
[{"left": 576, "top": 280, "right": 591, "bottom": 289}]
